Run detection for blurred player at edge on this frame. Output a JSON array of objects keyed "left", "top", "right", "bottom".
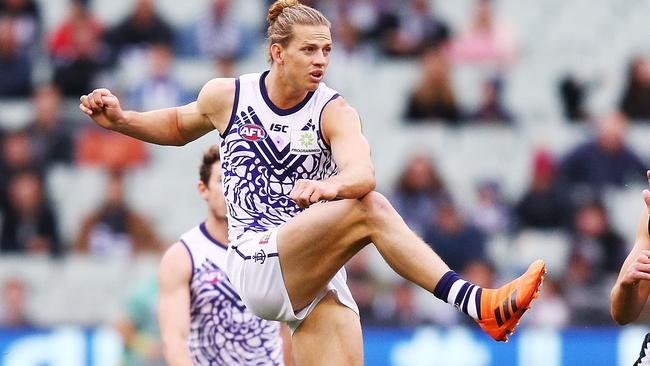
[
  {"left": 80, "top": 1, "right": 546, "bottom": 364},
  {"left": 611, "top": 170, "right": 650, "bottom": 365},
  {"left": 157, "top": 146, "right": 292, "bottom": 365}
]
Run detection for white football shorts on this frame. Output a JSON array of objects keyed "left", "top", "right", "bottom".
[{"left": 224, "top": 226, "right": 359, "bottom": 332}]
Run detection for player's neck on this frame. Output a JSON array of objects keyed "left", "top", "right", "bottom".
[
  {"left": 204, "top": 216, "right": 229, "bottom": 246},
  {"left": 266, "top": 68, "right": 309, "bottom": 109}
]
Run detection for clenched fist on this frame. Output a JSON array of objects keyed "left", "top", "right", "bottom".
[{"left": 79, "top": 88, "right": 125, "bottom": 130}]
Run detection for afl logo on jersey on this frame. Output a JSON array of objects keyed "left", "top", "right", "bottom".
[
  {"left": 238, "top": 124, "right": 267, "bottom": 141},
  {"left": 199, "top": 269, "right": 226, "bottom": 284}
]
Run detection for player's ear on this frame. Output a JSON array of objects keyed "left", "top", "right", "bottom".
[
  {"left": 198, "top": 181, "right": 209, "bottom": 200},
  {"left": 271, "top": 43, "right": 283, "bottom": 65}
]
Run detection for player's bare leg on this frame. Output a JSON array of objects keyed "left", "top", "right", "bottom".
[
  {"left": 279, "top": 191, "right": 451, "bottom": 310},
  {"left": 291, "top": 293, "right": 363, "bottom": 366},
  {"left": 277, "top": 191, "right": 545, "bottom": 342}
]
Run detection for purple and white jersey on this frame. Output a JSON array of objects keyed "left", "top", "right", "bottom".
[
  {"left": 220, "top": 71, "right": 341, "bottom": 241},
  {"left": 180, "top": 223, "right": 284, "bottom": 365}
]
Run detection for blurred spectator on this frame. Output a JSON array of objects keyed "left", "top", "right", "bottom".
[
  {"left": 619, "top": 55, "right": 650, "bottom": 120},
  {"left": 74, "top": 170, "right": 161, "bottom": 259},
  {"left": 195, "top": 0, "right": 245, "bottom": 77},
  {"left": 461, "top": 260, "right": 495, "bottom": 289},
  {"left": 47, "top": 0, "right": 103, "bottom": 61},
  {"left": 391, "top": 153, "right": 447, "bottom": 236},
  {"left": 104, "top": 0, "right": 173, "bottom": 64},
  {"left": 331, "top": 15, "right": 371, "bottom": 62},
  {"left": 129, "top": 43, "right": 189, "bottom": 111},
  {"left": 559, "top": 73, "right": 589, "bottom": 122},
  {"left": 569, "top": 200, "right": 626, "bottom": 278},
  {"left": 424, "top": 197, "right": 486, "bottom": 272},
  {"left": 25, "top": 84, "right": 74, "bottom": 167},
  {"left": 373, "top": 281, "right": 420, "bottom": 327},
  {"left": 449, "top": 0, "right": 516, "bottom": 68},
  {"left": 404, "top": 47, "right": 460, "bottom": 124},
  {"left": 558, "top": 111, "right": 646, "bottom": 199},
  {"left": 327, "top": 11, "right": 376, "bottom": 97},
  {"left": 114, "top": 274, "right": 163, "bottom": 366},
  {"left": 0, "top": 130, "right": 35, "bottom": 175},
  {"left": 465, "top": 76, "right": 514, "bottom": 123},
  {"left": 0, "top": 0, "right": 41, "bottom": 51},
  {"left": 563, "top": 254, "right": 613, "bottom": 325},
  {"left": 0, "top": 130, "right": 36, "bottom": 209},
  {"left": 515, "top": 149, "right": 572, "bottom": 230},
  {"left": 0, "top": 278, "right": 31, "bottom": 328},
  {"left": 335, "top": 0, "right": 381, "bottom": 42},
  {"left": 0, "top": 18, "right": 32, "bottom": 97},
  {"left": 377, "top": 0, "right": 450, "bottom": 57},
  {"left": 51, "top": 23, "right": 107, "bottom": 96},
  {"left": 470, "top": 180, "right": 511, "bottom": 235},
  {"left": 563, "top": 200, "right": 625, "bottom": 324},
  {"left": 1, "top": 170, "right": 61, "bottom": 256},
  {"left": 76, "top": 124, "right": 148, "bottom": 171}
]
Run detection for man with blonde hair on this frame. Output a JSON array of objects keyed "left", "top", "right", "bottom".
[{"left": 81, "top": 1, "right": 545, "bottom": 364}]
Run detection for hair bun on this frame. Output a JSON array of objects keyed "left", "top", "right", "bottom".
[{"left": 267, "top": 0, "right": 300, "bottom": 25}]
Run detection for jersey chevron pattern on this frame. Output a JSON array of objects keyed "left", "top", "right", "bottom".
[
  {"left": 220, "top": 71, "right": 341, "bottom": 241},
  {"left": 180, "top": 224, "right": 283, "bottom": 365}
]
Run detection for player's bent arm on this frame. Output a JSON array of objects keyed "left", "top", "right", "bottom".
[
  {"left": 611, "top": 209, "right": 650, "bottom": 325},
  {"left": 119, "top": 78, "right": 236, "bottom": 145},
  {"left": 320, "top": 97, "right": 376, "bottom": 199},
  {"left": 80, "top": 78, "right": 234, "bottom": 146},
  {"left": 118, "top": 102, "right": 214, "bottom": 146},
  {"left": 158, "top": 243, "right": 194, "bottom": 366}
]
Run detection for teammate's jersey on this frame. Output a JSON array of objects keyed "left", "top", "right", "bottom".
[
  {"left": 220, "top": 71, "right": 341, "bottom": 241},
  {"left": 635, "top": 333, "right": 650, "bottom": 366},
  {"left": 180, "top": 223, "right": 284, "bottom": 365}
]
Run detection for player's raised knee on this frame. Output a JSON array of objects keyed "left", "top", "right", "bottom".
[{"left": 359, "top": 191, "right": 395, "bottom": 217}]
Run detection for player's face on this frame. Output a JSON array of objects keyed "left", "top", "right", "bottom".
[
  {"left": 282, "top": 24, "right": 332, "bottom": 91},
  {"left": 199, "top": 161, "right": 227, "bottom": 220}
]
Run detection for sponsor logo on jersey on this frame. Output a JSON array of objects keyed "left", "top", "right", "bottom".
[
  {"left": 290, "top": 130, "right": 321, "bottom": 155},
  {"left": 238, "top": 124, "right": 267, "bottom": 141},
  {"left": 270, "top": 123, "right": 289, "bottom": 133},
  {"left": 259, "top": 232, "right": 272, "bottom": 245},
  {"left": 253, "top": 249, "right": 267, "bottom": 264}
]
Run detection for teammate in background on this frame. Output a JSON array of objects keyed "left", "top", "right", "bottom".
[
  {"left": 158, "top": 145, "right": 291, "bottom": 365},
  {"left": 611, "top": 171, "right": 650, "bottom": 365},
  {"left": 80, "top": 1, "right": 545, "bottom": 364}
]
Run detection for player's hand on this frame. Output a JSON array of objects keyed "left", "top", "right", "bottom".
[
  {"left": 620, "top": 249, "right": 650, "bottom": 288},
  {"left": 79, "top": 88, "right": 125, "bottom": 130},
  {"left": 289, "top": 179, "right": 338, "bottom": 209}
]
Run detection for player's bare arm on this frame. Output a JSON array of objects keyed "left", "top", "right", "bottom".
[
  {"left": 611, "top": 171, "right": 650, "bottom": 325},
  {"left": 289, "top": 97, "right": 375, "bottom": 208},
  {"left": 158, "top": 243, "right": 194, "bottom": 366},
  {"left": 78, "top": 78, "right": 235, "bottom": 145}
]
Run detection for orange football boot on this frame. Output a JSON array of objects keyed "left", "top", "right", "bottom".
[{"left": 476, "top": 260, "right": 546, "bottom": 342}]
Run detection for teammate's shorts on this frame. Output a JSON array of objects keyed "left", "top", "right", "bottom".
[{"left": 224, "top": 226, "right": 359, "bottom": 332}]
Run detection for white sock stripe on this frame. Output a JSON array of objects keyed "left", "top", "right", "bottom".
[
  {"left": 467, "top": 286, "right": 479, "bottom": 319},
  {"left": 446, "top": 280, "right": 466, "bottom": 305},
  {"left": 460, "top": 285, "right": 475, "bottom": 311}
]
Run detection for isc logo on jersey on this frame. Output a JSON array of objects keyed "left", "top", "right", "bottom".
[{"left": 238, "top": 124, "right": 267, "bottom": 141}]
